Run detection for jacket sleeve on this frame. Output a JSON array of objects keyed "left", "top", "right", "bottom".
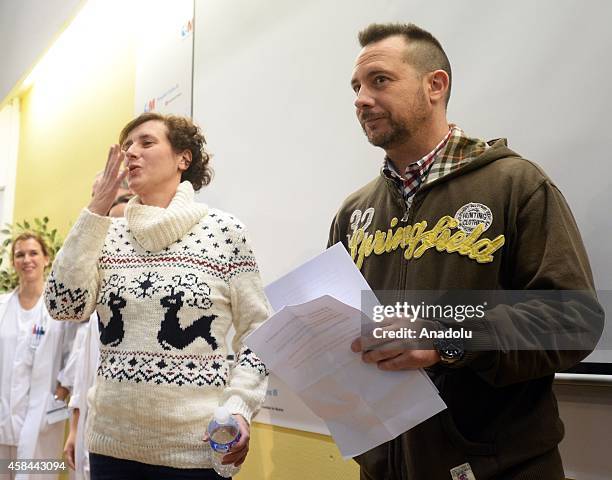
[
  {"left": 453, "top": 180, "right": 604, "bottom": 386},
  {"left": 327, "top": 213, "right": 340, "bottom": 248},
  {"left": 221, "top": 223, "right": 270, "bottom": 423},
  {"left": 45, "top": 209, "right": 111, "bottom": 322},
  {"left": 328, "top": 210, "right": 351, "bottom": 250}
]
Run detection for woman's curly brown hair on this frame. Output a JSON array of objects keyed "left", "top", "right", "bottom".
[{"left": 118, "top": 112, "right": 213, "bottom": 191}]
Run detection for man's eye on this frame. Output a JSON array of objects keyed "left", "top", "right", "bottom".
[
  {"left": 374, "top": 76, "right": 388, "bottom": 85},
  {"left": 352, "top": 85, "right": 360, "bottom": 94}
]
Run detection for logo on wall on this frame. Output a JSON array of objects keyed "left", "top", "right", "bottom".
[
  {"left": 454, "top": 202, "right": 493, "bottom": 234},
  {"left": 144, "top": 97, "right": 156, "bottom": 112},
  {"left": 180, "top": 19, "right": 193, "bottom": 39}
]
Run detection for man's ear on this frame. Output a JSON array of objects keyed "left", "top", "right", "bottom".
[
  {"left": 427, "top": 69, "right": 449, "bottom": 106},
  {"left": 178, "top": 150, "right": 192, "bottom": 171}
]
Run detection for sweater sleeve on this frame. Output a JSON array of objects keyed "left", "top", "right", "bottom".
[
  {"left": 221, "top": 224, "right": 270, "bottom": 423},
  {"left": 452, "top": 181, "right": 604, "bottom": 385},
  {"left": 45, "top": 209, "right": 111, "bottom": 322},
  {"left": 57, "top": 321, "right": 88, "bottom": 390},
  {"left": 55, "top": 322, "right": 79, "bottom": 390}
]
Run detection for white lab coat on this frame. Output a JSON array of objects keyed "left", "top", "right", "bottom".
[
  {"left": 0, "top": 290, "right": 76, "bottom": 480},
  {"left": 66, "top": 316, "right": 99, "bottom": 480}
]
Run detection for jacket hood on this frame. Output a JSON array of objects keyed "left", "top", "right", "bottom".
[{"left": 420, "top": 138, "right": 521, "bottom": 192}]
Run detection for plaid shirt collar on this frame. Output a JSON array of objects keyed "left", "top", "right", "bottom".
[
  {"left": 423, "top": 125, "right": 490, "bottom": 185},
  {"left": 382, "top": 126, "right": 455, "bottom": 204},
  {"left": 382, "top": 125, "right": 491, "bottom": 208}
]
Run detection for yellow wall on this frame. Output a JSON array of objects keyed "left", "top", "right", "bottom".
[
  {"left": 237, "top": 423, "right": 358, "bottom": 479},
  {"left": 13, "top": 2, "right": 359, "bottom": 479},
  {"left": 14, "top": 0, "right": 135, "bottom": 236}
]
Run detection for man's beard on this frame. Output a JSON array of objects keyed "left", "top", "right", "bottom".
[
  {"left": 362, "top": 116, "right": 410, "bottom": 149},
  {"left": 361, "top": 89, "right": 428, "bottom": 149}
]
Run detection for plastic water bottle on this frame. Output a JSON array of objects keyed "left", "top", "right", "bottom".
[{"left": 207, "top": 406, "right": 241, "bottom": 478}]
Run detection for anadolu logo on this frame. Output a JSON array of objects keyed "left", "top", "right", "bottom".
[{"left": 455, "top": 202, "right": 493, "bottom": 234}]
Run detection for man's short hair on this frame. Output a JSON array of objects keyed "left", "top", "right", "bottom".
[
  {"left": 358, "top": 23, "right": 452, "bottom": 107},
  {"left": 119, "top": 113, "right": 213, "bottom": 191}
]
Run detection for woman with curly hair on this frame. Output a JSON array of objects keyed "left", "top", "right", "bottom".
[{"left": 45, "top": 113, "right": 269, "bottom": 480}]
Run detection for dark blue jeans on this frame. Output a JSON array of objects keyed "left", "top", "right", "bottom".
[{"left": 90, "top": 453, "right": 227, "bottom": 480}]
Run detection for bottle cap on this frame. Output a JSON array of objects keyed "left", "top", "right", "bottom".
[{"left": 214, "top": 406, "right": 231, "bottom": 424}]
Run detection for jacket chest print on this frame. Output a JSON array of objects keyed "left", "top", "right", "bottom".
[{"left": 348, "top": 214, "right": 505, "bottom": 269}]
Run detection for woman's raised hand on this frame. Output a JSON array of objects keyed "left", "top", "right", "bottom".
[{"left": 87, "top": 145, "right": 128, "bottom": 216}]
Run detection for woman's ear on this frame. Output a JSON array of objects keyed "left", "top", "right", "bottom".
[{"left": 179, "top": 150, "right": 192, "bottom": 171}]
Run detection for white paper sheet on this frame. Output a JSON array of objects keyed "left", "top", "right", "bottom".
[
  {"left": 265, "top": 243, "right": 374, "bottom": 312},
  {"left": 247, "top": 245, "right": 447, "bottom": 458}
]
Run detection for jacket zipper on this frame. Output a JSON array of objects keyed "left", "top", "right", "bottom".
[
  {"left": 396, "top": 189, "right": 410, "bottom": 294},
  {"left": 398, "top": 188, "right": 425, "bottom": 292}
]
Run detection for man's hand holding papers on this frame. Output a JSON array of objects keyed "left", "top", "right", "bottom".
[
  {"left": 245, "top": 244, "right": 447, "bottom": 458},
  {"left": 352, "top": 314, "right": 442, "bottom": 371}
]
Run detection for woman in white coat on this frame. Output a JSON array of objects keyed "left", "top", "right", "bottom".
[{"left": 0, "top": 233, "right": 76, "bottom": 480}]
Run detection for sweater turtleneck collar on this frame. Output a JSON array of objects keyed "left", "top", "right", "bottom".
[{"left": 125, "top": 181, "right": 208, "bottom": 252}]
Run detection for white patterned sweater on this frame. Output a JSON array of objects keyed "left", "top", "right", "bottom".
[{"left": 44, "top": 182, "right": 269, "bottom": 468}]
